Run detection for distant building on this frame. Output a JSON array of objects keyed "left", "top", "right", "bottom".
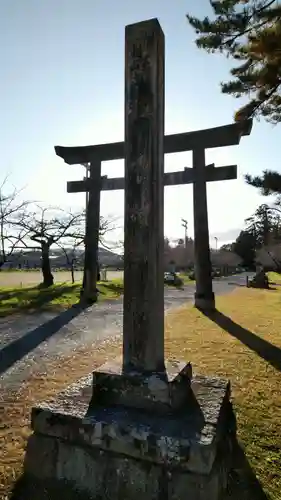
[{"left": 0, "top": 247, "right": 123, "bottom": 270}]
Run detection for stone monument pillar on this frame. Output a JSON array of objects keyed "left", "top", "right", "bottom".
[
  {"left": 123, "top": 18, "right": 165, "bottom": 373},
  {"left": 22, "top": 18, "right": 237, "bottom": 500}
]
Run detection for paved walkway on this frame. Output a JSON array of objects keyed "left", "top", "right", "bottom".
[{"left": 0, "top": 273, "right": 251, "bottom": 391}]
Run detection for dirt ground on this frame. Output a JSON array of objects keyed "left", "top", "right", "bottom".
[{"left": 0, "top": 270, "right": 123, "bottom": 287}]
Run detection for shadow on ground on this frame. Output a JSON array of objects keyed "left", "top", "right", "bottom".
[
  {"left": 0, "top": 303, "right": 86, "bottom": 375},
  {"left": 0, "top": 284, "right": 81, "bottom": 317},
  {"left": 225, "top": 441, "right": 270, "bottom": 499},
  {"left": 202, "top": 309, "right": 281, "bottom": 372},
  {"left": 9, "top": 441, "right": 268, "bottom": 500},
  {"left": 101, "top": 281, "right": 124, "bottom": 294},
  {"left": 227, "top": 282, "right": 277, "bottom": 290}
]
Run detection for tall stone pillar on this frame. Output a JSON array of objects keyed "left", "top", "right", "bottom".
[{"left": 123, "top": 19, "right": 165, "bottom": 373}]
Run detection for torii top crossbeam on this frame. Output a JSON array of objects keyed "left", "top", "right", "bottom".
[{"left": 55, "top": 119, "right": 252, "bottom": 165}]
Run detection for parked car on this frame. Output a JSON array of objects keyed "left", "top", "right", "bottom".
[
  {"left": 164, "top": 272, "right": 183, "bottom": 287},
  {"left": 0, "top": 262, "right": 13, "bottom": 270},
  {"left": 188, "top": 268, "right": 221, "bottom": 280},
  {"left": 212, "top": 268, "right": 221, "bottom": 278}
]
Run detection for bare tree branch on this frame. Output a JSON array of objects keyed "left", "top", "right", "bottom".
[
  {"left": 0, "top": 176, "right": 31, "bottom": 266},
  {"left": 10, "top": 204, "right": 86, "bottom": 286}
]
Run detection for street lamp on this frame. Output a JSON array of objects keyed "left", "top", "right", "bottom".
[
  {"left": 181, "top": 218, "right": 188, "bottom": 248},
  {"left": 214, "top": 237, "right": 218, "bottom": 251}
]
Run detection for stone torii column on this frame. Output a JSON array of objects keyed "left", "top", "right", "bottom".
[
  {"left": 80, "top": 158, "right": 102, "bottom": 304},
  {"left": 193, "top": 150, "right": 214, "bottom": 310}
]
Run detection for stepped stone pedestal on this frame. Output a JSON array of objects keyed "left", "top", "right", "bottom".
[{"left": 23, "top": 358, "right": 236, "bottom": 500}]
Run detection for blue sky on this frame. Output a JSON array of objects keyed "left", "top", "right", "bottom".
[{"left": 1, "top": 0, "right": 279, "bottom": 247}]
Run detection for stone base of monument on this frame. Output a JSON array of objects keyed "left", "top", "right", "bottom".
[{"left": 22, "top": 359, "right": 236, "bottom": 500}]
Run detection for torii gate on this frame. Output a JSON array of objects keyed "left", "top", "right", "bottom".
[{"left": 55, "top": 119, "right": 252, "bottom": 309}]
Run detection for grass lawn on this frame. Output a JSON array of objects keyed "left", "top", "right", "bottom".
[
  {"left": 165, "top": 287, "right": 281, "bottom": 499},
  {"left": 178, "top": 272, "right": 194, "bottom": 285},
  {"left": 268, "top": 271, "right": 281, "bottom": 284},
  {"left": 0, "top": 279, "right": 124, "bottom": 317},
  {"left": 0, "top": 277, "right": 194, "bottom": 317},
  {"left": 0, "top": 287, "right": 280, "bottom": 498}
]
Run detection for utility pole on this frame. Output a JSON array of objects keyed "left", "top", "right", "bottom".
[
  {"left": 81, "top": 163, "right": 90, "bottom": 211},
  {"left": 81, "top": 162, "right": 90, "bottom": 256},
  {"left": 181, "top": 218, "right": 188, "bottom": 248}
]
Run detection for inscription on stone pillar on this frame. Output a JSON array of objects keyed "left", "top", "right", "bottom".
[{"left": 123, "top": 19, "right": 165, "bottom": 373}]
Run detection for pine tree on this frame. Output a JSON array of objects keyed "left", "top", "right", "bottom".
[
  {"left": 245, "top": 203, "right": 281, "bottom": 246},
  {"left": 187, "top": 1, "right": 281, "bottom": 124},
  {"left": 233, "top": 230, "right": 256, "bottom": 267},
  {"left": 245, "top": 168, "right": 281, "bottom": 203}
]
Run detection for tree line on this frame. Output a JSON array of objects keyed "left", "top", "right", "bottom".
[
  {"left": 164, "top": 236, "right": 242, "bottom": 271},
  {"left": 221, "top": 203, "right": 281, "bottom": 269}
]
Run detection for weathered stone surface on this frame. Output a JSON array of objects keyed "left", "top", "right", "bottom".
[
  {"left": 123, "top": 18, "right": 165, "bottom": 373},
  {"left": 90, "top": 357, "right": 192, "bottom": 413},
  {"left": 31, "top": 373, "right": 232, "bottom": 476},
  {"left": 24, "top": 416, "right": 233, "bottom": 500},
  {"left": 31, "top": 373, "right": 93, "bottom": 418},
  {"left": 24, "top": 434, "right": 57, "bottom": 479},
  {"left": 55, "top": 442, "right": 161, "bottom": 499}
]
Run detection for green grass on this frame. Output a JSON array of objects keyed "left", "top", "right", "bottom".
[
  {"left": 165, "top": 287, "right": 281, "bottom": 499},
  {"left": 0, "top": 268, "right": 42, "bottom": 272},
  {"left": 268, "top": 271, "right": 281, "bottom": 284},
  {"left": 0, "top": 276, "right": 196, "bottom": 317},
  {"left": 0, "top": 279, "right": 124, "bottom": 317},
  {"left": 178, "top": 272, "right": 194, "bottom": 285}
]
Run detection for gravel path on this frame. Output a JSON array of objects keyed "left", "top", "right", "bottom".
[{"left": 0, "top": 273, "right": 251, "bottom": 391}]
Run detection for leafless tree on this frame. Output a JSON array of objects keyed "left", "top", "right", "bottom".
[
  {"left": 57, "top": 214, "right": 120, "bottom": 287},
  {"left": 0, "top": 176, "right": 30, "bottom": 269},
  {"left": 57, "top": 238, "right": 84, "bottom": 284},
  {"left": 14, "top": 205, "right": 85, "bottom": 287},
  {"left": 99, "top": 216, "right": 119, "bottom": 247},
  {"left": 163, "top": 237, "right": 195, "bottom": 270},
  {"left": 211, "top": 250, "right": 242, "bottom": 270}
]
